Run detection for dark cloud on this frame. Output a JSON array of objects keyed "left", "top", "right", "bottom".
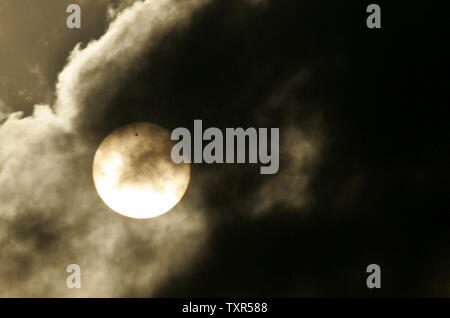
[{"left": 143, "top": 0, "right": 446, "bottom": 296}]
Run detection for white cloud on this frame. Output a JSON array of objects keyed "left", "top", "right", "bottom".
[
  {"left": 55, "top": 0, "right": 208, "bottom": 130},
  {"left": 0, "top": 0, "right": 209, "bottom": 297}
]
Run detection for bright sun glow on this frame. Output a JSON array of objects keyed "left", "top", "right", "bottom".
[{"left": 92, "top": 123, "right": 190, "bottom": 219}]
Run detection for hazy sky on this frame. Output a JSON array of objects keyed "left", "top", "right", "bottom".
[
  {"left": 0, "top": 0, "right": 111, "bottom": 113},
  {"left": 0, "top": 0, "right": 448, "bottom": 297}
]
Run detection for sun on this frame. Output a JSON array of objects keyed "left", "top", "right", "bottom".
[{"left": 92, "top": 122, "right": 190, "bottom": 219}]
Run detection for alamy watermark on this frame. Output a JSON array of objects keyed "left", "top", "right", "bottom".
[
  {"left": 171, "top": 120, "right": 279, "bottom": 175},
  {"left": 66, "top": 264, "right": 81, "bottom": 288},
  {"left": 366, "top": 264, "right": 381, "bottom": 289},
  {"left": 66, "top": 4, "right": 81, "bottom": 29},
  {"left": 366, "top": 4, "right": 381, "bottom": 29}
]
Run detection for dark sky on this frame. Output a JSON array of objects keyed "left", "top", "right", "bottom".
[
  {"left": 0, "top": 0, "right": 448, "bottom": 297},
  {"left": 148, "top": 0, "right": 448, "bottom": 297}
]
